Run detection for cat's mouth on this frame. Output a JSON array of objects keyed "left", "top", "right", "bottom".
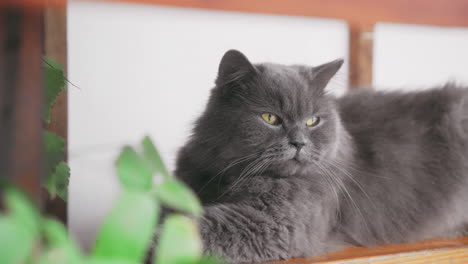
[
  {"left": 292, "top": 155, "right": 301, "bottom": 163},
  {"left": 292, "top": 151, "right": 306, "bottom": 163},
  {"left": 287, "top": 157, "right": 306, "bottom": 169},
  {"left": 281, "top": 155, "right": 308, "bottom": 174}
]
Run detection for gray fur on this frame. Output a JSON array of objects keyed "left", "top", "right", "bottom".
[{"left": 175, "top": 50, "right": 468, "bottom": 263}]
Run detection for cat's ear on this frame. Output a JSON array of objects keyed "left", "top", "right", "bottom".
[
  {"left": 312, "top": 58, "right": 344, "bottom": 90},
  {"left": 216, "top": 50, "right": 258, "bottom": 87}
]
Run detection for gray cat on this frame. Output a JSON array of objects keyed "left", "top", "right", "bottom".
[{"left": 174, "top": 50, "right": 468, "bottom": 264}]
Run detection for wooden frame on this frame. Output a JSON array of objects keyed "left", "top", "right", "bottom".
[{"left": 0, "top": 6, "right": 44, "bottom": 205}]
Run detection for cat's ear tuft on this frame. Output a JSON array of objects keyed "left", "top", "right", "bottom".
[
  {"left": 312, "top": 58, "right": 344, "bottom": 90},
  {"left": 216, "top": 50, "right": 257, "bottom": 87}
]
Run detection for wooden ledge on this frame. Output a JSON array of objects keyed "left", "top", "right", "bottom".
[{"left": 264, "top": 237, "right": 468, "bottom": 264}]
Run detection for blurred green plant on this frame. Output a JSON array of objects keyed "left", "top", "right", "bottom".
[
  {"left": 1, "top": 57, "right": 221, "bottom": 263},
  {"left": 1, "top": 136, "right": 221, "bottom": 264}
]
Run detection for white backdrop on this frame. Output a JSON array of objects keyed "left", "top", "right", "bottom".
[
  {"left": 68, "top": 0, "right": 349, "bottom": 249},
  {"left": 373, "top": 23, "right": 468, "bottom": 90}
]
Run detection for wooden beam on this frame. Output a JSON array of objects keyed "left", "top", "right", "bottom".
[
  {"left": 0, "top": 9, "right": 11, "bottom": 186},
  {"left": 349, "top": 24, "right": 374, "bottom": 87},
  {"left": 8, "top": 0, "right": 468, "bottom": 29},
  {"left": 5, "top": 0, "right": 468, "bottom": 29},
  {"left": 0, "top": 7, "right": 44, "bottom": 204},
  {"left": 105, "top": 0, "right": 468, "bottom": 28}
]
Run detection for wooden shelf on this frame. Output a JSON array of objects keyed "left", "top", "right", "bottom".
[{"left": 265, "top": 237, "right": 468, "bottom": 264}]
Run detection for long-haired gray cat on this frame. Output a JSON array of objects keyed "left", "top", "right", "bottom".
[{"left": 175, "top": 50, "right": 468, "bottom": 264}]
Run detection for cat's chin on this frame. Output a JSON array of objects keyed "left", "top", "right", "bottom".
[{"left": 272, "top": 159, "right": 309, "bottom": 176}]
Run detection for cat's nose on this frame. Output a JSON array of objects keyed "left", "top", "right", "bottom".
[{"left": 289, "top": 140, "right": 305, "bottom": 151}]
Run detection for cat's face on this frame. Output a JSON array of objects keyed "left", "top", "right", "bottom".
[
  {"left": 202, "top": 50, "right": 343, "bottom": 176},
  {"left": 233, "top": 72, "right": 340, "bottom": 175}
]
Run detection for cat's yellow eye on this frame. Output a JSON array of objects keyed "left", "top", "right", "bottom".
[
  {"left": 261, "top": 113, "right": 280, "bottom": 125},
  {"left": 306, "top": 116, "right": 320, "bottom": 127}
]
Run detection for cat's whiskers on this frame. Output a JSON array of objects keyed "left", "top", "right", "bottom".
[
  {"left": 217, "top": 153, "right": 275, "bottom": 200},
  {"left": 311, "top": 148, "right": 392, "bottom": 181},
  {"left": 307, "top": 148, "right": 376, "bottom": 209},
  {"left": 198, "top": 150, "right": 263, "bottom": 194},
  {"left": 233, "top": 157, "right": 273, "bottom": 194},
  {"left": 322, "top": 158, "right": 377, "bottom": 210},
  {"left": 216, "top": 156, "right": 265, "bottom": 199},
  {"left": 215, "top": 153, "right": 260, "bottom": 193},
  {"left": 310, "top": 156, "right": 371, "bottom": 235},
  {"left": 228, "top": 156, "right": 269, "bottom": 193},
  {"left": 340, "top": 160, "right": 393, "bottom": 181},
  {"left": 200, "top": 142, "right": 278, "bottom": 199},
  {"left": 308, "top": 156, "right": 341, "bottom": 220}
]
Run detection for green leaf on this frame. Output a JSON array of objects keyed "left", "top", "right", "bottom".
[
  {"left": 142, "top": 136, "right": 171, "bottom": 179},
  {"left": 44, "top": 131, "right": 69, "bottom": 201},
  {"left": 43, "top": 56, "right": 66, "bottom": 123},
  {"left": 40, "top": 218, "right": 82, "bottom": 264},
  {"left": 86, "top": 258, "right": 140, "bottom": 264},
  {"left": 42, "top": 218, "right": 73, "bottom": 248},
  {"left": 1, "top": 190, "right": 41, "bottom": 264},
  {"left": 39, "top": 247, "right": 82, "bottom": 264},
  {"left": 44, "top": 56, "right": 63, "bottom": 70},
  {"left": 154, "top": 179, "right": 203, "bottom": 217},
  {"left": 92, "top": 191, "right": 158, "bottom": 262},
  {"left": 155, "top": 215, "right": 202, "bottom": 264},
  {"left": 4, "top": 189, "right": 40, "bottom": 237},
  {"left": 46, "top": 162, "right": 70, "bottom": 200},
  {"left": 116, "top": 146, "right": 153, "bottom": 190},
  {"left": 44, "top": 131, "right": 65, "bottom": 175},
  {"left": 0, "top": 216, "right": 36, "bottom": 264}
]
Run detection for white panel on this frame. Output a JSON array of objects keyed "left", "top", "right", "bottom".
[
  {"left": 373, "top": 23, "right": 468, "bottom": 91},
  {"left": 68, "top": 0, "right": 348, "bottom": 249}
]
